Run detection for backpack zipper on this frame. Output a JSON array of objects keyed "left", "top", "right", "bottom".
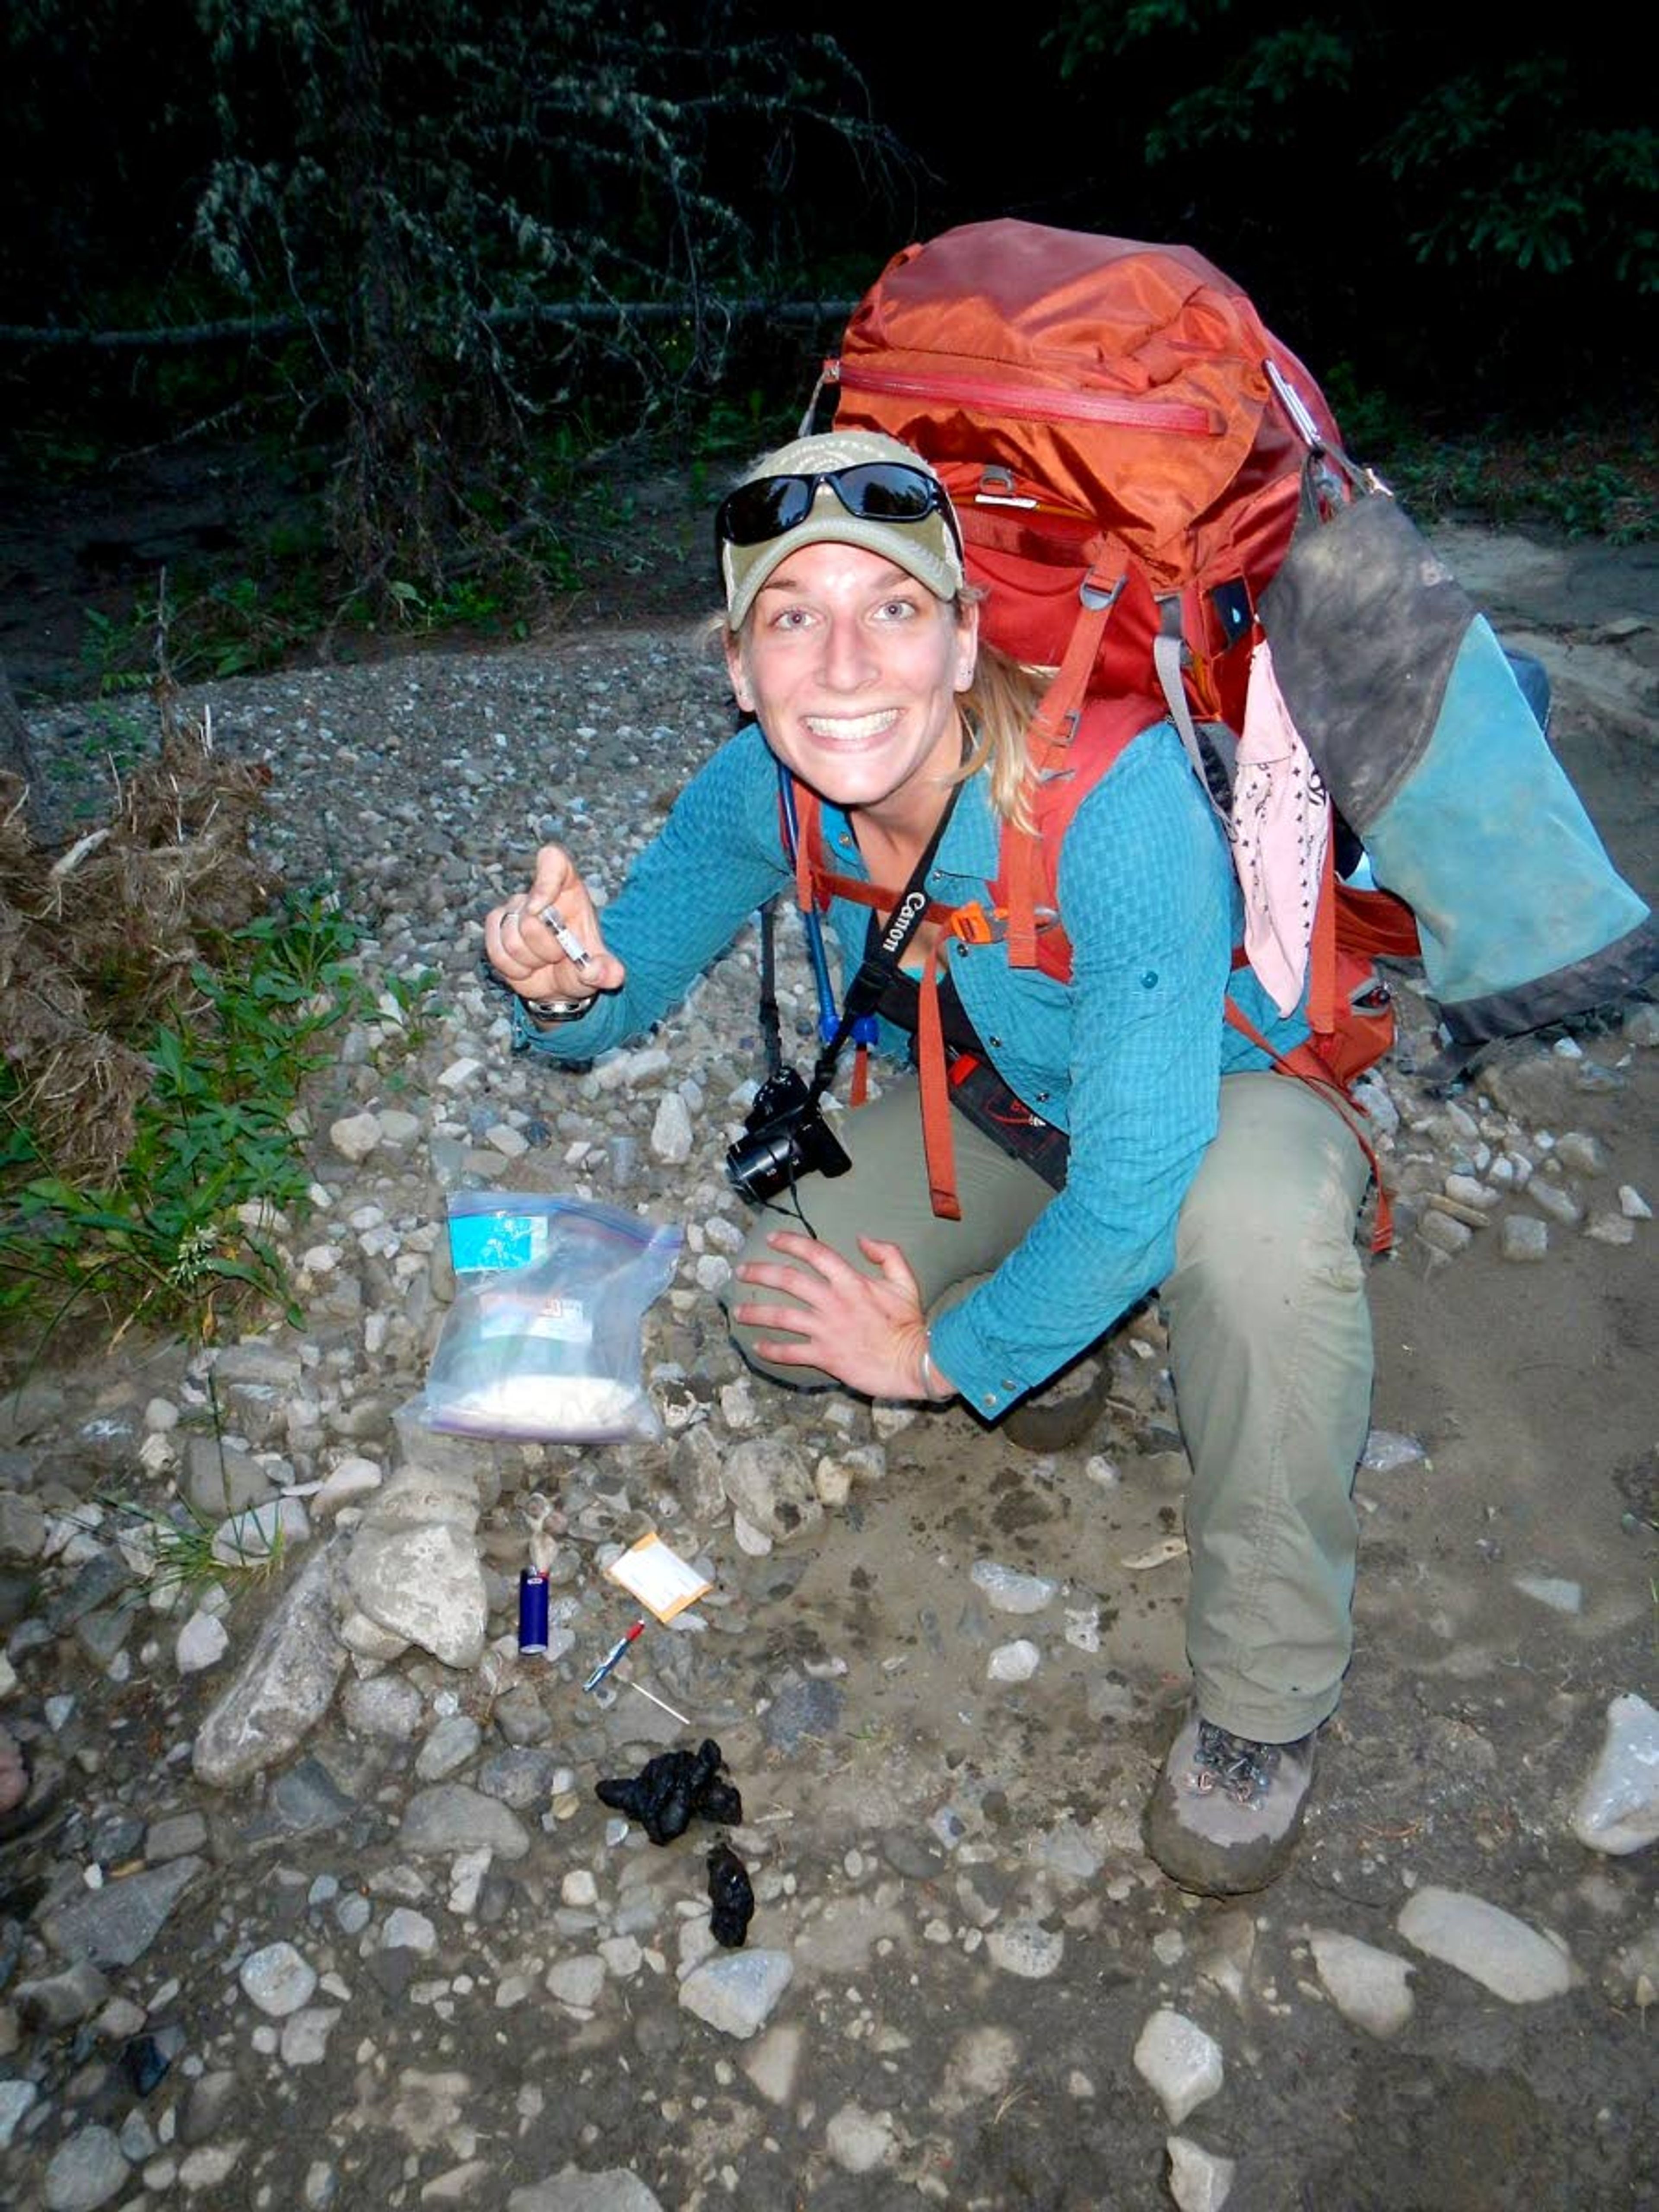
[{"left": 833, "top": 360, "right": 1217, "bottom": 437}]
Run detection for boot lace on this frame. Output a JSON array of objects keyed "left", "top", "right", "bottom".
[{"left": 1190, "top": 1719, "right": 1281, "bottom": 1808}]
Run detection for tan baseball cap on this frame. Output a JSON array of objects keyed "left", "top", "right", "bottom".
[{"left": 718, "top": 429, "right": 964, "bottom": 629}]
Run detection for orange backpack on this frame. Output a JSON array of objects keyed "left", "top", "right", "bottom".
[{"left": 823, "top": 218, "right": 1418, "bottom": 1175}]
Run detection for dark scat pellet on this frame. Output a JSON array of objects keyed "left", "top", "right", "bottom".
[{"left": 707, "top": 1842, "right": 754, "bottom": 1948}]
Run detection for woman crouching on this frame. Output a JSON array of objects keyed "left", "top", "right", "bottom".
[{"left": 485, "top": 429, "right": 1375, "bottom": 1897}]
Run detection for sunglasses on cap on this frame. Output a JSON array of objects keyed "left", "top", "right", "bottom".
[{"left": 714, "top": 462, "right": 963, "bottom": 557}]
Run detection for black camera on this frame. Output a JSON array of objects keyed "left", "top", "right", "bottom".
[{"left": 725, "top": 1068, "right": 852, "bottom": 1204}]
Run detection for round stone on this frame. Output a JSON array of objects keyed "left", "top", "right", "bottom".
[
  {"left": 971, "top": 1560, "right": 1058, "bottom": 1613},
  {"left": 238, "top": 1940, "right": 319, "bottom": 2018},
  {"left": 988, "top": 1640, "right": 1041, "bottom": 1683},
  {"left": 546, "top": 1954, "right": 607, "bottom": 2009},
  {"left": 342, "top": 1673, "right": 425, "bottom": 1741},
  {"left": 416, "top": 1713, "right": 483, "bottom": 1781},
  {"left": 44, "top": 2125, "right": 130, "bottom": 2212},
  {"left": 826, "top": 2101, "right": 898, "bottom": 2174},
  {"left": 383, "top": 1908, "right": 439, "bottom": 1955},
  {"left": 987, "top": 1919, "right": 1065, "bottom": 1979}
]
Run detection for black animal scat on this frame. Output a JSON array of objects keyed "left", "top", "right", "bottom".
[
  {"left": 706, "top": 1841, "right": 754, "bottom": 1948},
  {"left": 595, "top": 1737, "right": 744, "bottom": 1847}
]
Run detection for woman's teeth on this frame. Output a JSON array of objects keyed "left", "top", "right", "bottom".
[{"left": 803, "top": 709, "right": 899, "bottom": 741}]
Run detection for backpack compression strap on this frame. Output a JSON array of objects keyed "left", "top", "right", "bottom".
[{"left": 1006, "top": 542, "right": 1131, "bottom": 966}]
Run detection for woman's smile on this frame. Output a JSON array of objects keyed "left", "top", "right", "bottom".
[{"left": 801, "top": 706, "right": 902, "bottom": 743}]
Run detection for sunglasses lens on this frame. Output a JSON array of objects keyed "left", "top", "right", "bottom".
[
  {"left": 835, "top": 464, "right": 937, "bottom": 521},
  {"left": 718, "top": 477, "right": 814, "bottom": 547}
]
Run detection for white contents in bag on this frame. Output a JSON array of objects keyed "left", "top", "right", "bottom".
[{"left": 450, "top": 1375, "right": 647, "bottom": 1434}]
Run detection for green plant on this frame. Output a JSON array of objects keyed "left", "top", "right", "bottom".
[
  {"left": 372, "top": 967, "right": 441, "bottom": 1068},
  {"left": 690, "top": 386, "right": 773, "bottom": 466},
  {"left": 0, "top": 887, "right": 372, "bottom": 1347},
  {"left": 17, "top": 430, "right": 105, "bottom": 481},
  {"left": 1363, "top": 425, "right": 1659, "bottom": 543},
  {"left": 67, "top": 562, "right": 339, "bottom": 704},
  {"left": 106, "top": 1491, "right": 288, "bottom": 1603},
  {"left": 1050, "top": 8, "right": 1655, "bottom": 296},
  {"left": 192, "top": 575, "right": 301, "bottom": 678},
  {"left": 171, "top": 0, "right": 893, "bottom": 608},
  {"left": 384, "top": 575, "right": 510, "bottom": 631},
  {"left": 79, "top": 606, "right": 155, "bottom": 699}
]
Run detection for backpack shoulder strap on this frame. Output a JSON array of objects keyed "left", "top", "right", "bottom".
[
  {"left": 997, "top": 694, "right": 1167, "bottom": 979},
  {"left": 780, "top": 776, "right": 830, "bottom": 913}
]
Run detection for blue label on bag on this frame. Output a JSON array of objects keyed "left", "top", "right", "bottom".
[{"left": 448, "top": 1212, "right": 550, "bottom": 1274}]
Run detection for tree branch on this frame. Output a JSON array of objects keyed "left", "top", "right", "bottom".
[{"left": 0, "top": 298, "right": 857, "bottom": 350}]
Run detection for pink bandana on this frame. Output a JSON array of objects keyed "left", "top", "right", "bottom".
[{"left": 1232, "top": 639, "right": 1330, "bottom": 1017}]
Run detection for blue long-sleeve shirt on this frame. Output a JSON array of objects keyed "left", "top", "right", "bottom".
[{"left": 512, "top": 718, "right": 1308, "bottom": 1414}]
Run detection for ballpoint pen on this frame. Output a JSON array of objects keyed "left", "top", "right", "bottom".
[{"left": 583, "top": 1619, "right": 645, "bottom": 1692}]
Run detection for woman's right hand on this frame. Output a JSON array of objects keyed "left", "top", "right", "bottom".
[{"left": 484, "top": 845, "right": 627, "bottom": 1004}]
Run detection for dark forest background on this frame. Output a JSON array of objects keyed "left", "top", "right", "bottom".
[{"left": 0, "top": 0, "right": 1653, "bottom": 690}]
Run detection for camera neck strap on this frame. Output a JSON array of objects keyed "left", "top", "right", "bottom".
[
  {"left": 804, "top": 781, "right": 962, "bottom": 1104},
  {"left": 756, "top": 874, "right": 785, "bottom": 1081}
]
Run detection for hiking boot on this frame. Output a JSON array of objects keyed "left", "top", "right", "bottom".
[
  {"left": 1002, "top": 1352, "right": 1113, "bottom": 1453},
  {"left": 1143, "top": 1703, "right": 1319, "bottom": 1896}
]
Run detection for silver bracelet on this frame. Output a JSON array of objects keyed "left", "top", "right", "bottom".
[
  {"left": 919, "top": 1344, "right": 951, "bottom": 1402},
  {"left": 519, "top": 992, "right": 595, "bottom": 1027}
]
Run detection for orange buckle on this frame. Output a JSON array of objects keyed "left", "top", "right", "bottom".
[{"left": 947, "top": 902, "right": 998, "bottom": 946}]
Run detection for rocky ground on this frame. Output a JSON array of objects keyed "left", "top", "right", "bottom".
[{"left": 1, "top": 530, "right": 1656, "bottom": 2212}]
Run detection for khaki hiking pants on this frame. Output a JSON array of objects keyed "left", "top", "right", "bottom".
[{"left": 727, "top": 1069, "right": 1374, "bottom": 1743}]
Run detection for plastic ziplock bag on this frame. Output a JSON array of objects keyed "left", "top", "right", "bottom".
[{"left": 411, "top": 1194, "right": 683, "bottom": 1442}]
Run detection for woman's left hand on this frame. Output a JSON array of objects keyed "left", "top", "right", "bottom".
[{"left": 732, "top": 1231, "right": 953, "bottom": 1402}]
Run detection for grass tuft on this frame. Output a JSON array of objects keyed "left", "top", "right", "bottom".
[
  {"left": 1, "top": 884, "right": 379, "bottom": 1349},
  {"left": 109, "top": 1492, "right": 289, "bottom": 1605}
]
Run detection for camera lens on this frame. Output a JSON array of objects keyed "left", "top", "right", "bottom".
[{"left": 725, "top": 1121, "right": 798, "bottom": 1203}]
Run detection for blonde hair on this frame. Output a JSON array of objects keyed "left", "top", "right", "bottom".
[{"left": 955, "top": 621, "right": 1052, "bottom": 833}]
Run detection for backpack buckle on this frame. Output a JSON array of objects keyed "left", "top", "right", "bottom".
[
  {"left": 973, "top": 464, "right": 1039, "bottom": 510},
  {"left": 1079, "top": 571, "right": 1125, "bottom": 613},
  {"left": 948, "top": 902, "right": 998, "bottom": 946},
  {"left": 947, "top": 903, "right": 1058, "bottom": 948},
  {"left": 1046, "top": 720, "right": 1084, "bottom": 755}
]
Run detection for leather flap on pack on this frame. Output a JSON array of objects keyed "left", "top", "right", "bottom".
[{"left": 1259, "top": 493, "right": 1472, "bottom": 834}]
